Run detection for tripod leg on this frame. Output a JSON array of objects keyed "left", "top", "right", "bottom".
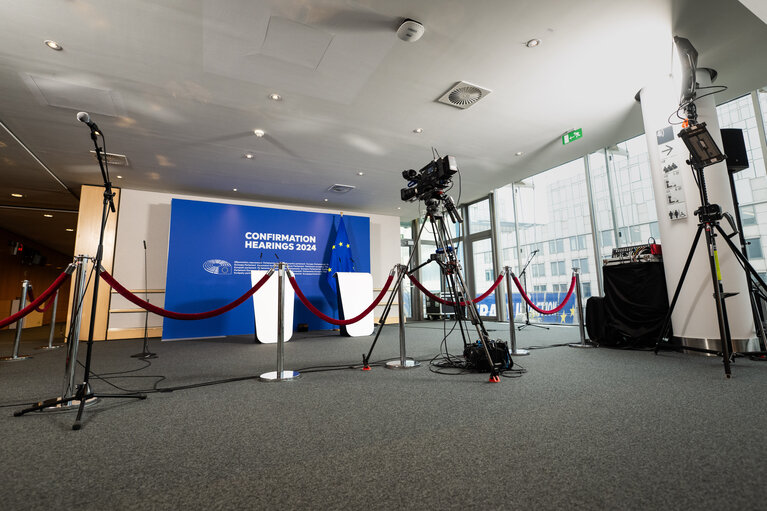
[
  {"left": 655, "top": 224, "right": 704, "bottom": 354},
  {"left": 715, "top": 224, "right": 767, "bottom": 352},
  {"left": 363, "top": 266, "right": 404, "bottom": 366},
  {"left": 702, "top": 223, "right": 732, "bottom": 377}
]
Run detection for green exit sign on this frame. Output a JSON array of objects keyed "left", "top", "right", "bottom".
[{"left": 562, "top": 128, "right": 583, "bottom": 145}]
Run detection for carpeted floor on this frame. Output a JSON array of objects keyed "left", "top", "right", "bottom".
[{"left": 1, "top": 321, "right": 766, "bottom": 510}]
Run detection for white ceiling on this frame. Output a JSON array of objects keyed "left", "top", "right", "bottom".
[{"left": 1, "top": 0, "right": 766, "bottom": 256}]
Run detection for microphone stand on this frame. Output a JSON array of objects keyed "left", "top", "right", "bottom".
[
  {"left": 131, "top": 240, "right": 157, "bottom": 359},
  {"left": 15, "top": 120, "right": 147, "bottom": 428},
  {"left": 517, "top": 249, "right": 549, "bottom": 331}
]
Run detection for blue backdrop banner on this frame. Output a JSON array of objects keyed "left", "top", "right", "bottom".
[{"left": 163, "top": 199, "right": 370, "bottom": 340}]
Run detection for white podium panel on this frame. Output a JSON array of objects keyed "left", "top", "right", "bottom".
[
  {"left": 337, "top": 272, "right": 374, "bottom": 336},
  {"left": 251, "top": 270, "right": 294, "bottom": 343}
]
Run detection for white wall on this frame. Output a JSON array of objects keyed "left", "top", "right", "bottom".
[{"left": 109, "top": 188, "right": 401, "bottom": 335}]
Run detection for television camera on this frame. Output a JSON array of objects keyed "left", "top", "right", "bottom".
[{"left": 401, "top": 155, "right": 462, "bottom": 223}]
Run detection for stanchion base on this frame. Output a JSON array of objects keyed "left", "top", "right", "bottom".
[
  {"left": 40, "top": 395, "right": 100, "bottom": 412},
  {"left": 0, "top": 355, "right": 32, "bottom": 362},
  {"left": 511, "top": 349, "right": 530, "bottom": 356},
  {"left": 385, "top": 358, "right": 420, "bottom": 369},
  {"left": 35, "top": 344, "right": 64, "bottom": 350},
  {"left": 568, "top": 342, "right": 596, "bottom": 349},
  {"left": 259, "top": 370, "right": 300, "bottom": 382}
]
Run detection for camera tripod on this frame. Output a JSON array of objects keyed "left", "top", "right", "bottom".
[
  {"left": 363, "top": 197, "right": 502, "bottom": 379},
  {"left": 655, "top": 131, "right": 767, "bottom": 377}
]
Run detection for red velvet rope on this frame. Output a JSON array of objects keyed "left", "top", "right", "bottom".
[
  {"left": 289, "top": 274, "right": 394, "bottom": 326},
  {"left": 512, "top": 274, "right": 577, "bottom": 315},
  {"left": 100, "top": 270, "right": 272, "bottom": 320},
  {"left": 0, "top": 271, "right": 71, "bottom": 329},
  {"left": 26, "top": 287, "right": 58, "bottom": 313},
  {"left": 407, "top": 273, "right": 505, "bottom": 306}
]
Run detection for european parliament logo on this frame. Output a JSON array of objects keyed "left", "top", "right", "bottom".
[{"left": 202, "top": 259, "right": 232, "bottom": 275}]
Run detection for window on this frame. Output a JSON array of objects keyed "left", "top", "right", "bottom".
[
  {"left": 531, "top": 263, "right": 546, "bottom": 278},
  {"left": 468, "top": 199, "right": 491, "bottom": 234},
  {"left": 573, "top": 258, "right": 589, "bottom": 273},
  {"left": 570, "top": 235, "right": 588, "bottom": 251},
  {"left": 601, "top": 230, "right": 614, "bottom": 248},
  {"left": 549, "top": 239, "right": 564, "bottom": 254},
  {"left": 589, "top": 138, "right": 659, "bottom": 256},
  {"left": 740, "top": 205, "right": 757, "bottom": 226},
  {"left": 550, "top": 261, "right": 566, "bottom": 276},
  {"left": 746, "top": 238, "right": 763, "bottom": 259},
  {"left": 581, "top": 282, "right": 592, "bottom": 298},
  {"left": 533, "top": 285, "right": 547, "bottom": 293}
]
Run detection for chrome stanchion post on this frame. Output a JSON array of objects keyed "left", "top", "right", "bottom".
[
  {"left": 386, "top": 264, "right": 420, "bottom": 369},
  {"left": 505, "top": 267, "right": 528, "bottom": 356},
  {"left": 62, "top": 256, "right": 93, "bottom": 403},
  {"left": 37, "top": 290, "right": 63, "bottom": 350},
  {"left": 2, "top": 280, "right": 32, "bottom": 361},
  {"left": 569, "top": 267, "right": 594, "bottom": 349},
  {"left": 260, "top": 262, "right": 299, "bottom": 382}
]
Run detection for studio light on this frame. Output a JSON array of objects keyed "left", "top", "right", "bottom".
[
  {"left": 678, "top": 122, "right": 725, "bottom": 168},
  {"left": 673, "top": 36, "right": 698, "bottom": 103}
]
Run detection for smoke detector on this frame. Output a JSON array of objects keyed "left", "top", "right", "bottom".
[
  {"left": 90, "top": 150, "right": 129, "bottom": 166},
  {"left": 327, "top": 184, "right": 356, "bottom": 193},
  {"left": 437, "top": 81, "right": 492, "bottom": 109},
  {"left": 397, "top": 19, "right": 425, "bottom": 42}
]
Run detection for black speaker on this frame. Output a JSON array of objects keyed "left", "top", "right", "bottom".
[{"left": 721, "top": 128, "right": 749, "bottom": 173}]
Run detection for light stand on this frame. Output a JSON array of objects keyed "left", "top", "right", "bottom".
[
  {"left": 654, "top": 113, "right": 767, "bottom": 376},
  {"left": 15, "top": 117, "right": 146, "bottom": 428},
  {"left": 131, "top": 240, "right": 157, "bottom": 359},
  {"left": 517, "top": 249, "right": 548, "bottom": 331}
]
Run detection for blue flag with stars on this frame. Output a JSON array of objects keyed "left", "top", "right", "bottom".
[{"left": 327, "top": 215, "right": 354, "bottom": 292}]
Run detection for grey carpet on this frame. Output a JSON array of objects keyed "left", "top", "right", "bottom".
[{"left": 1, "top": 322, "right": 765, "bottom": 510}]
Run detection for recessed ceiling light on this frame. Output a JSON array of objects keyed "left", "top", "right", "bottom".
[
  {"left": 11, "top": 193, "right": 23, "bottom": 198},
  {"left": 413, "top": 128, "right": 423, "bottom": 134},
  {"left": 323, "top": 198, "right": 328, "bottom": 202},
  {"left": 397, "top": 207, "right": 401, "bottom": 210},
  {"left": 268, "top": 93, "right": 282, "bottom": 101},
  {"left": 515, "top": 151, "right": 524, "bottom": 156},
  {"left": 66, "top": 228, "right": 74, "bottom": 232},
  {"left": 232, "top": 188, "right": 238, "bottom": 192},
  {"left": 526, "top": 38, "right": 541, "bottom": 48},
  {"left": 43, "top": 214, "right": 53, "bottom": 218},
  {"left": 44, "top": 40, "right": 63, "bottom": 51},
  {"left": 253, "top": 129, "right": 265, "bottom": 137},
  {"left": 357, "top": 171, "right": 365, "bottom": 176},
  {"left": 116, "top": 175, "right": 123, "bottom": 179},
  {"left": 243, "top": 153, "right": 254, "bottom": 159}
]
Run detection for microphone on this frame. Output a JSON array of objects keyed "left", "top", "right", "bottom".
[
  {"left": 76, "top": 112, "right": 100, "bottom": 133},
  {"left": 143, "top": 240, "right": 147, "bottom": 250},
  {"left": 532, "top": 249, "right": 539, "bottom": 254}
]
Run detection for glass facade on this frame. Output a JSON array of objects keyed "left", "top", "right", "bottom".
[{"left": 402, "top": 85, "right": 767, "bottom": 325}]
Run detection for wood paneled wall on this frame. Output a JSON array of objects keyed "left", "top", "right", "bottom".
[
  {"left": 0, "top": 227, "right": 73, "bottom": 329},
  {"left": 66, "top": 185, "right": 120, "bottom": 341}
]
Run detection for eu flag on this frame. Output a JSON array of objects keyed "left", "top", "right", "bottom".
[{"left": 327, "top": 216, "right": 354, "bottom": 292}]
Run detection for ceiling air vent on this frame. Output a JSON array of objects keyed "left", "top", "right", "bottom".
[
  {"left": 90, "top": 151, "right": 130, "bottom": 166},
  {"left": 437, "top": 81, "right": 492, "bottom": 109},
  {"left": 327, "top": 184, "right": 356, "bottom": 193}
]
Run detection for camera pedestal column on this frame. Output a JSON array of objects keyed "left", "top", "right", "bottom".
[{"left": 386, "top": 265, "right": 420, "bottom": 369}]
